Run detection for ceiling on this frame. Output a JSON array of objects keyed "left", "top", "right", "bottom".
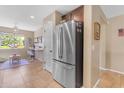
[
  {"left": 100, "top": 5, "right": 124, "bottom": 19},
  {"left": 0, "top": 5, "right": 80, "bottom": 31},
  {"left": 3, "top": 5, "right": 124, "bottom": 31}
]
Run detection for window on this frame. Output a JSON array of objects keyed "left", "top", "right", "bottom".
[{"left": 0, "top": 32, "right": 24, "bottom": 49}]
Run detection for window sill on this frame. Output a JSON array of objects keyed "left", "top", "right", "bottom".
[{"left": 0, "top": 48, "right": 25, "bottom": 50}]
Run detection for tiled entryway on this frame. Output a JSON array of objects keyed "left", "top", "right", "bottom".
[
  {"left": 97, "top": 70, "right": 124, "bottom": 88},
  {"left": 0, "top": 60, "right": 62, "bottom": 88}
]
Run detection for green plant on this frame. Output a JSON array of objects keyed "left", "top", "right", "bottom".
[{"left": 0, "top": 32, "right": 24, "bottom": 48}]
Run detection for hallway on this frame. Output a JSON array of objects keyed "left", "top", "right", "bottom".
[{"left": 97, "top": 70, "right": 124, "bottom": 88}]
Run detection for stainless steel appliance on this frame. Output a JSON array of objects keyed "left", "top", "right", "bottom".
[{"left": 53, "top": 20, "right": 83, "bottom": 88}]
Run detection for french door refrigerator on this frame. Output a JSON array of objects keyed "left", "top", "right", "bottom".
[{"left": 53, "top": 20, "right": 83, "bottom": 88}]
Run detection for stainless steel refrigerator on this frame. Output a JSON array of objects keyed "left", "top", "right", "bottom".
[{"left": 53, "top": 20, "right": 83, "bottom": 88}]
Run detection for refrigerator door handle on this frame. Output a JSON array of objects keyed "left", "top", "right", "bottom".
[
  {"left": 58, "top": 26, "right": 61, "bottom": 59},
  {"left": 60, "top": 27, "right": 63, "bottom": 59},
  {"left": 64, "top": 66, "right": 73, "bottom": 70}
]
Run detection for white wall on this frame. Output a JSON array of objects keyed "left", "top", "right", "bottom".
[
  {"left": 91, "top": 5, "right": 107, "bottom": 87},
  {"left": 100, "top": 23, "right": 106, "bottom": 69},
  {"left": 84, "top": 5, "right": 107, "bottom": 87},
  {"left": 0, "top": 48, "right": 27, "bottom": 59},
  {"left": 106, "top": 15, "right": 124, "bottom": 73},
  {"left": 84, "top": 5, "right": 93, "bottom": 87}
]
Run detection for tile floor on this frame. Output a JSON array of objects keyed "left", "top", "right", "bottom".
[
  {"left": 97, "top": 70, "right": 124, "bottom": 88},
  {"left": 0, "top": 60, "right": 62, "bottom": 88},
  {"left": 0, "top": 59, "right": 124, "bottom": 88}
]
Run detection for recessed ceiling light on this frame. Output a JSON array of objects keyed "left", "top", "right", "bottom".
[{"left": 30, "top": 16, "right": 35, "bottom": 19}]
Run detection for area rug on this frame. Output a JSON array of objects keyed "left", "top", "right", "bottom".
[{"left": 0, "top": 59, "right": 30, "bottom": 70}]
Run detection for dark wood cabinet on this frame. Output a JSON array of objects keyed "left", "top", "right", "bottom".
[
  {"left": 62, "top": 13, "right": 72, "bottom": 21},
  {"left": 62, "top": 6, "right": 84, "bottom": 22}
]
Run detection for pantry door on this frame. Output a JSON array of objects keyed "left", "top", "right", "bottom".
[{"left": 43, "top": 21, "right": 53, "bottom": 73}]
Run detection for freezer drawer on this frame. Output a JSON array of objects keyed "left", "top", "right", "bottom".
[{"left": 53, "top": 60, "right": 75, "bottom": 88}]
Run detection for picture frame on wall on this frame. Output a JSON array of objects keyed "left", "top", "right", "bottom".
[
  {"left": 118, "top": 28, "right": 124, "bottom": 37},
  {"left": 94, "top": 22, "right": 101, "bottom": 40}
]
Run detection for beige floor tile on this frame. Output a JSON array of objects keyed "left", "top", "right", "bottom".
[
  {"left": 0, "top": 60, "right": 62, "bottom": 88},
  {"left": 25, "top": 79, "right": 49, "bottom": 88},
  {"left": 47, "top": 80, "right": 63, "bottom": 88},
  {"left": 98, "top": 70, "right": 122, "bottom": 88},
  {"left": 120, "top": 75, "right": 124, "bottom": 88}
]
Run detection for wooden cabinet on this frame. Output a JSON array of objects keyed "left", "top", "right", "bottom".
[
  {"left": 62, "top": 13, "right": 72, "bottom": 21},
  {"left": 71, "top": 6, "right": 84, "bottom": 22},
  {"left": 42, "top": 11, "right": 62, "bottom": 73},
  {"left": 62, "top": 6, "right": 84, "bottom": 22}
]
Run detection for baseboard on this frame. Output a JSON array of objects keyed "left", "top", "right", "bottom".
[
  {"left": 93, "top": 79, "right": 101, "bottom": 88},
  {"left": 100, "top": 67, "right": 124, "bottom": 75},
  {"left": 93, "top": 67, "right": 124, "bottom": 88},
  {"left": 99, "top": 67, "right": 107, "bottom": 71}
]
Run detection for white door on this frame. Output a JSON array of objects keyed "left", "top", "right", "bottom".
[{"left": 43, "top": 22, "right": 53, "bottom": 73}]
